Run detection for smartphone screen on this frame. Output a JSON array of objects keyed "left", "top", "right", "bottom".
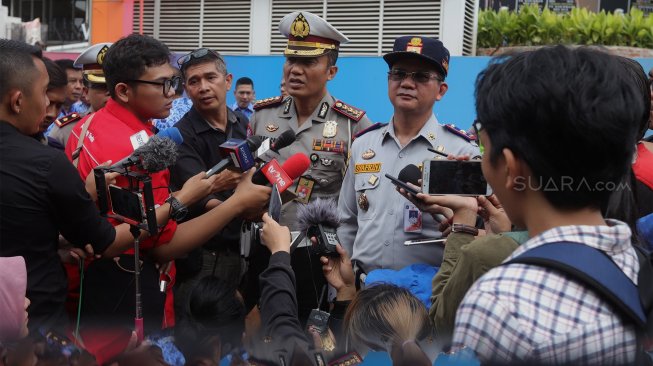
[
  {"left": 422, "top": 160, "right": 490, "bottom": 196},
  {"left": 108, "top": 185, "right": 145, "bottom": 223}
]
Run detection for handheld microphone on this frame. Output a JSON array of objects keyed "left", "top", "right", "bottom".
[
  {"left": 399, "top": 164, "right": 446, "bottom": 223},
  {"left": 251, "top": 153, "right": 310, "bottom": 193},
  {"left": 108, "top": 128, "right": 182, "bottom": 172},
  {"left": 296, "top": 198, "right": 341, "bottom": 257},
  {"left": 255, "top": 129, "right": 297, "bottom": 159},
  {"left": 205, "top": 136, "right": 265, "bottom": 178},
  {"left": 398, "top": 164, "right": 421, "bottom": 186}
]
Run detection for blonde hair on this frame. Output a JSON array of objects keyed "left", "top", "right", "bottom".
[{"left": 344, "top": 284, "right": 431, "bottom": 352}]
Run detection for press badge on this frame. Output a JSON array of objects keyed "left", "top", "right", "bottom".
[
  {"left": 404, "top": 203, "right": 422, "bottom": 233},
  {"left": 130, "top": 130, "right": 149, "bottom": 150}
]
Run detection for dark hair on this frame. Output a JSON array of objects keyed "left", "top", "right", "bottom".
[
  {"left": 235, "top": 76, "right": 254, "bottom": 89},
  {"left": 175, "top": 276, "right": 245, "bottom": 360},
  {"left": 179, "top": 49, "right": 226, "bottom": 81},
  {"left": 618, "top": 57, "right": 651, "bottom": 140},
  {"left": 326, "top": 49, "right": 339, "bottom": 67},
  {"left": 103, "top": 34, "right": 171, "bottom": 98},
  {"left": 54, "top": 58, "right": 77, "bottom": 72},
  {"left": 475, "top": 45, "right": 644, "bottom": 210},
  {"left": 43, "top": 58, "right": 68, "bottom": 91},
  {"left": 0, "top": 39, "right": 42, "bottom": 98}
]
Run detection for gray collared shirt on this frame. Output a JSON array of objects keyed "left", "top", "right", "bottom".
[
  {"left": 249, "top": 92, "right": 373, "bottom": 229},
  {"left": 337, "top": 114, "right": 480, "bottom": 272}
]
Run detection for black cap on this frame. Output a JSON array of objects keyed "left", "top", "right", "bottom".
[{"left": 383, "top": 36, "right": 450, "bottom": 78}]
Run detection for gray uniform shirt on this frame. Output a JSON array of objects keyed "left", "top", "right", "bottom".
[
  {"left": 250, "top": 92, "right": 373, "bottom": 230},
  {"left": 337, "top": 114, "right": 480, "bottom": 272}
]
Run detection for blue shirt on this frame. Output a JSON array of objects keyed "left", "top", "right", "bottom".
[
  {"left": 230, "top": 101, "right": 254, "bottom": 120},
  {"left": 154, "top": 97, "right": 193, "bottom": 131}
]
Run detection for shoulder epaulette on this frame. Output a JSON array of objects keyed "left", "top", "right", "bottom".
[
  {"left": 444, "top": 123, "right": 475, "bottom": 142},
  {"left": 253, "top": 96, "right": 284, "bottom": 111},
  {"left": 353, "top": 122, "right": 384, "bottom": 140},
  {"left": 332, "top": 100, "right": 366, "bottom": 122},
  {"left": 54, "top": 112, "right": 82, "bottom": 128}
]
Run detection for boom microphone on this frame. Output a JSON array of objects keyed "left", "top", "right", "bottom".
[
  {"left": 108, "top": 128, "right": 183, "bottom": 172},
  {"left": 296, "top": 198, "right": 341, "bottom": 257}
]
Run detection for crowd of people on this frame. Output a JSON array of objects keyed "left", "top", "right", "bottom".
[{"left": 1, "top": 9, "right": 653, "bottom": 366}]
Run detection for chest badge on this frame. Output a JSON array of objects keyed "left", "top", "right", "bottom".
[
  {"left": 358, "top": 193, "right": 369, "bottom": 211},
  {"left": 266, "top": 124, "right": 279, "bottom": 132},
  {"left": 323, "top": 121, "right": 337, "bottom": 138},
  {"left": 320, "top": 158, "right": 334, "bottom": 166},
  {"left": 362, "top": 149, "right": 375, "bottom": 160}
]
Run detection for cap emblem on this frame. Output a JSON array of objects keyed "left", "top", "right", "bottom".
[
  {"left": 441, "top": 58, "right": 449, "bottom": 73},
  {"left": 97, "top": 45, "right": 109, "bottom": 65},
  {"left": 290, "top": 13, "right": 310, "bottom": 39},
  {"left": 406, "top": 37, "right": 423, "bottom": 54}
]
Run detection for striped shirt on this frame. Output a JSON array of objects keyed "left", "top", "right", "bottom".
[{"left": 452, "top": 220, "right": 639, "bottom": 364}]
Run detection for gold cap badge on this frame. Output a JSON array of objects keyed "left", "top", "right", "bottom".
[{"left": 290, "top": 13, "right": 310, "bottom": 39}]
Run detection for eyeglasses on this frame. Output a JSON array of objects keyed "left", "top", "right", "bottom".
[
  {"left": 473, "top": 119, "right": 484, "bottom": 154},
  {"left": 177, "top": 48, "right": 222, "bottom": 67},
  {"left": 388, "top": 69, "right": 442, "bottom": 83},
  {"left": 126, "top": 76, "right": 181, "bottom": 96}
]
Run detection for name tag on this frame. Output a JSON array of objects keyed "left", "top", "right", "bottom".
[
  {"left": 129, "top": 130, "right": 150, "bottom": 151},
  {"left": 354, "top": 163, "right": 381, "bottom": 174}
]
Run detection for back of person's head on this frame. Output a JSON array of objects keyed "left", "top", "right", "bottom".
[
  {"left": 179, "top": 48, "right": 227, "bottom": 81},
  {"left": 618, "top": 57, "right": 651, "bottom": 140},
  {"left": 54, "top": 58, "right": 76, "bottom": 72},
  {"left": 103, "top": 34, "right": 171, "bottom": 98},
  {"left": 344, "top": 284, "right": 431, "bottom": 365},
  {"left": 476, "top": 45, "right": 645, "bottom": 210},
  {"left": 43, "top": 58, "right": 67, "bottom": 91},
  {"left": 235, "top": 77, "right": 253, "bottom": 89},
  {"left": 0, "top": 39, "right": 42, "bottom": 100},
  {"left": 175, "top": 276, "right": 245, "bottom": 361}
]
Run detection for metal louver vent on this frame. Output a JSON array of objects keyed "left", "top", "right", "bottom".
[
  {"left": 462, "top": 0, "right": 477, "bottom": 55},
  {"left": 326, "top": 0, "right": 380, "bottom": 55},
  {"left": 202, "top": 0, "right": 251, "bottom": 54},
  {"left": 381, "top": 0, "right": 441, "bottom": 54},
  {"left": 132, "top": 0, "right": 155, "bottom": 35},
  {"left": 158, "top": 0, "right": 201, "bottom": 52}
]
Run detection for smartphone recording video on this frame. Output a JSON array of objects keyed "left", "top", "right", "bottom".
[{"left": 421, "top": 160, "right": 491, "bottom": 196}]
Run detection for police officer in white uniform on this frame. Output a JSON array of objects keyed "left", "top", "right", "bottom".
[{"left": 338, "top": 36, "right": 480, "bottom": 276}]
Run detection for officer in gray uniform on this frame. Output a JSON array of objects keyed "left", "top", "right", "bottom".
[
  {"left": 246, "top": 11, "right": 372, "bottom": 322},
  {"left": 49, "top": 43, "right": 111, "bottom": 148},
  {"left": 249, "top": 11, "right": 373, "bottom": 231},
  {"left": 338, "top": 36, "right": 480, "bottom": 275}
]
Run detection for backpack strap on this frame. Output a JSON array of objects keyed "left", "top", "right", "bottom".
[
  {"left": 71, "top": 113, "right": 95, "bottom": 168},
  {"left": 505, "top": 241, "right": 646, "bottom": 327}
]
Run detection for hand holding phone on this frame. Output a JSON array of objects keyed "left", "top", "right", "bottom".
[{"left": 385, "top": 173, "right": 420, "bottom": 195}]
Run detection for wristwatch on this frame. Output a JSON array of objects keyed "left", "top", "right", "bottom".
[
  {"left": 451, "top": 223, "right": 479, "bottom": 236},
  {"left": 166, "top": 195, "right": 188, "bottom": 222}
]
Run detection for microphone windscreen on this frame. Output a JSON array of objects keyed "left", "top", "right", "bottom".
[
  {"left": 157, "top": 127, "right": 183, "bottom": 145},
  {"left": 296, "top": 197, "right": 340, "bottom": 233},
  {"left": 246, "top": 135, "right": 266, "bottom": 151},
  {"left": 280, "top": 153, "right": 310, "bottom": 180},
  {"left": 398, "top": 164, "right": 421, "bottom": 185},
  {"left": 272, "top": 129, "right": 297, "bottom": 151},
  {"left": 138, "top": 136, "right": 179, "bottom": 172}
]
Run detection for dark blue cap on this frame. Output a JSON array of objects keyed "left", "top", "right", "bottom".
[{"left": 383, "top": 36, "right": 450, "bottom": 78}]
